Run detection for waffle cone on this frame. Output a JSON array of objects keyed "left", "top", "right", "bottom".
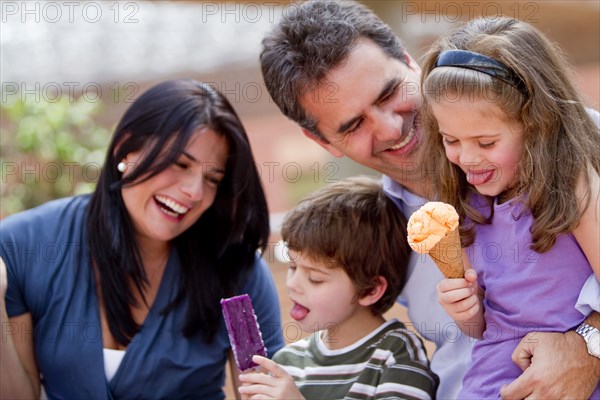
[{"left": 429, "top": 227, "right": 464, "bottom": 278}]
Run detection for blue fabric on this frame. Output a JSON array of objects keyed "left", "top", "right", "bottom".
[{"left": 1, "top": 195, "right": 285, "bottom": 399}]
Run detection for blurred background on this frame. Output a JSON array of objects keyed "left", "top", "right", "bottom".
[{"left": 1, "top": 1, "right": 598, "bottom": 397}]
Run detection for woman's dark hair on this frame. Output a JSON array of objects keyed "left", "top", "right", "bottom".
[{"left": 88, "top": 79, "right": 269, "bottom": 344}]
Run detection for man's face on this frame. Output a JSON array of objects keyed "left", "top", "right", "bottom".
[{"left": 300, "top": 38, "right": 423, "bottom": 191}]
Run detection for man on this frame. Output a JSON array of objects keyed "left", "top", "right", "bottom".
[{"left": 260, "top": 1, "right": 600, "bottom": 398}]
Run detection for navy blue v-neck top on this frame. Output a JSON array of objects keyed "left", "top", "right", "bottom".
[{"left": 1, "top": 196, "right": 284, "bottom": 399}]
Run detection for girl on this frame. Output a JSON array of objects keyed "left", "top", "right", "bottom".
[
  {"left": 0, "top": 79, "right": 284, "bottom": 399},
  {"left": 420, "top": 17, "right": 600, "bottom": 398}
]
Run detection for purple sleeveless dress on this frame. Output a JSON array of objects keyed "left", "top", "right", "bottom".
[{"left": 459, "top": 197, "right": 599, "bottom": 399}]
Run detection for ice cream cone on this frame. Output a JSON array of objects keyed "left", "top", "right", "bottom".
[
  {"left": 407, "top": 201, "right": 465, "bottom": 278},
  {"left": 428, "top": 227, "right": 464, "bottom": 278}
]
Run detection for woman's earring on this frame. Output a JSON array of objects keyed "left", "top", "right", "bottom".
[{"left": 117, "top": 162, "right": 127, "bottom": 173}]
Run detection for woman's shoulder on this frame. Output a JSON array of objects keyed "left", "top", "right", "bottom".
[
  {"left": 1, "top": 195, "right": 91, "bottom": 252},
  {"left": 239, "top": 256, "right": 275, "bottom": 292},
  {"left": 1, "top": 195, "right": 93, "bottom": 318},
  {"left": 1, "top": 195, "right": 90, "bottom": 232}
]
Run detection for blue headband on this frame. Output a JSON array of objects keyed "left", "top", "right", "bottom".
[{"left": 435, "top": 50, "right": 526, "bottom": 94}]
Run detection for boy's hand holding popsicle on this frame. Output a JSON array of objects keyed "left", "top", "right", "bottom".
[
  {"left": 221, "top": 294, "right": 304, "bottom": 400},
  {"left": 238, "top": 355, "right": 305, "bottom": 400}
]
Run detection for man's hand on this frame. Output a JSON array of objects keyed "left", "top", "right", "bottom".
[
  {"left": 500, "top": 331, "right": 600, "bottom": 399},
  {"left": 238, "top": 355, "right": 305, "bottom": 400}
]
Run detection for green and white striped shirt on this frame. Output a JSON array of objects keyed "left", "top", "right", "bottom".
[{"left": 273, "top": 319, "right": 438, "bottom": 400}]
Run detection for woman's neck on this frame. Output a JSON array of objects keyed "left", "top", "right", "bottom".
[{"left": 136, "top": 237, "right": 170, "bottom": 269}]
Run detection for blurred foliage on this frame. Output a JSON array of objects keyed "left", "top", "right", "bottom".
[{"left": 1, "top": 95, "right": 110, "bottom": 218}]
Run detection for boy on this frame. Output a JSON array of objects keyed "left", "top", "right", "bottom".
[{"left": 239, "top": 176, "right": 438, "bottom": 400}]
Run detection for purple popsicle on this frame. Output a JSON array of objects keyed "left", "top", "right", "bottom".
[{"left": 221, "top": 294, "right": 267, "bottom": 371}]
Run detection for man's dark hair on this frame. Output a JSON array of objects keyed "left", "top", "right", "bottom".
[{"left": 260, "top": 0, "right": 407, "bottom": 140}]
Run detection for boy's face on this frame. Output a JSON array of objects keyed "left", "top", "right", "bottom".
[
  {"left": 285, "top": 250, "right": 378, "bottom": 347},
  {"left": 299, "top": 38, "right": 423, "bottom": 192}
]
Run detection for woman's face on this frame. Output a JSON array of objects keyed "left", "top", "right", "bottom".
[{"left": 120, "top": 128, "right": 229, "bottom": 249}]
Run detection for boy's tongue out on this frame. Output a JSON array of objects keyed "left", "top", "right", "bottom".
[{"left": 290, "top": 302, "right": 309, "bottom": 321}]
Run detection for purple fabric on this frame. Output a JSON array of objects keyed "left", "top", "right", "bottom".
[{"left": 459, "top": 197, "right": 599, "bottom": 399}]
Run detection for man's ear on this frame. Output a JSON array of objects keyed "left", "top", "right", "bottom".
[
  {"left": 358, "top": 276, "right": 388, "bottom": 307},
  {"left": 302, "top": 129, "right": 344, "bottom": 158},
  {"left": 403, "top": 52, "right": 422, "bottom": 75}
]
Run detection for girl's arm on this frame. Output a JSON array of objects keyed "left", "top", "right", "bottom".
[
  {"left": 0, "top": 257, "right": 41, "bottom": 399},
  {"left": 436, "top": 269, "right": 485, "bottom": 338},
  {"left": 573, "top": 167, "right": 600, "bottom": 279}
]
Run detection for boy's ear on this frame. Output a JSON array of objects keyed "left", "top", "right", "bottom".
[
  {"left": 301, "top": 129, "right": 344, "bottom": 158},
  {"left": 358, "top": 276, "right": 388, "bottom": 307}
]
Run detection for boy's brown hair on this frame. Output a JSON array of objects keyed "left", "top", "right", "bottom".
[{"left": 281, "top": 176, "right": 410, "bottom": 315}]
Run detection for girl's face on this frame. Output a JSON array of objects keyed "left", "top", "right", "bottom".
[
  {"left": 120, "top": 128, "right": 228, "bottom": 250},
  {"left": 430, "top": 97, "right": 525, "bottom": 199},
  {"left": 285, "top": 250, "right": 363, "bottom": 339}
]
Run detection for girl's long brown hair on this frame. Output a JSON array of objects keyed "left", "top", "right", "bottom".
[{"left": 420, "top": 17, "right": 600, "bottom": 252}]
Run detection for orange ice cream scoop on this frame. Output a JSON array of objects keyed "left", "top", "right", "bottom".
[
  {"left": 407, "top": 202, "right": 459, "bottom": 253},
  {"left": 407, "top": 202, "right": 464, "bottom": 278}
]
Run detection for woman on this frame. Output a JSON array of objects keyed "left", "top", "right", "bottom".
[{"left": 0, "top": 79, "right": 284, "bottom": 399}]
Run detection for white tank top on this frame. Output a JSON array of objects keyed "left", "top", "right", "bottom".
[{"left": 103, "top": 348, "right": 126, "bottom": 382}]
